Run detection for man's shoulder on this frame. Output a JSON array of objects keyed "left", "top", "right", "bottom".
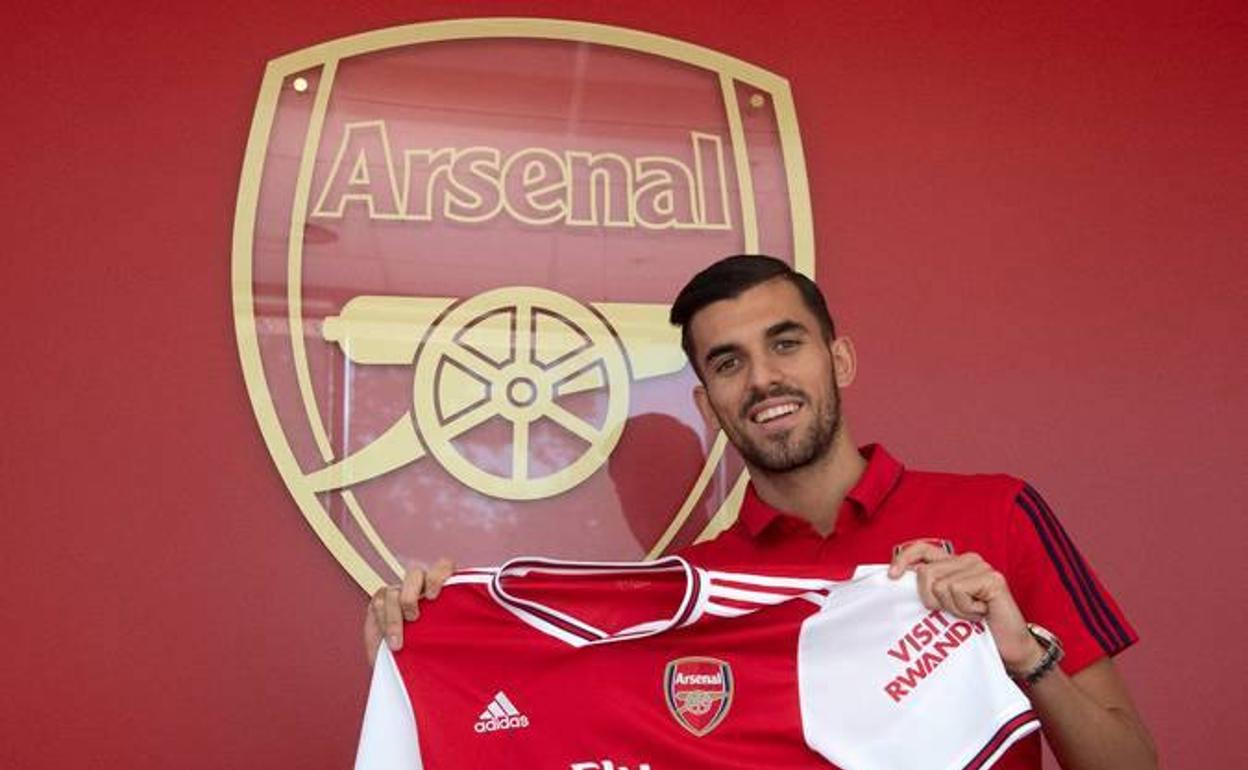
[
  {"left": 894, "top": 466, "right": 1028, "bottom": 508},
  {"left": 878, "top": 467, "right": 1039, "bottom": 545},
  {"left": 862, "top": 444, "right": 1030, "bottom": 513}
]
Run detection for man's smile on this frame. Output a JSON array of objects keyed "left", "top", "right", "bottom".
[{"left": 746, "top": 398, "right": 805, "bottom": 427}]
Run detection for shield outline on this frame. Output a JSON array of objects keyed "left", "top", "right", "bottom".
[
  {"left": 232, "top": 17, "right": 815, "bottom": 593},
  {"left": 664, "top": 655, "right": 735, "bottom": 737}
]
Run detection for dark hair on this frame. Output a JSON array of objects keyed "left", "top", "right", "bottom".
[{"left": 669, "top": 254, "right": 836, "bottom": 365}]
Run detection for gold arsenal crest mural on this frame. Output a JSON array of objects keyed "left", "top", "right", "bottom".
[{"left": 231, "top": 18, "right": 814, "bottom": 591}]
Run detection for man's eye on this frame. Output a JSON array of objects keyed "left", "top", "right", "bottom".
[
  {"left": 712, "top": 357, "right": 740, "bottom": 374},
  {"left": 774, "top": 338, "right": 801, "bottom": 352}
]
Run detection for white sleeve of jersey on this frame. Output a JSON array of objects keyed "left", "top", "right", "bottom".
[
  {"left": 798, "top": 568, "right": 1038, "bottom": 770},
  {"left": 353, "top": 645, "right": 424, "bottom": 770}
]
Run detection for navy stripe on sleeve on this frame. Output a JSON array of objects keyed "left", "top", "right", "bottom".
[
  {"left": 1020, "top": 485, "right": 1132, "bottom": 650},
  {"left": 1015, "top": 491, "right": 1118, "bottom": 655}
]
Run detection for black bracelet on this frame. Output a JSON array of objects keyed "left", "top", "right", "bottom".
[
  {"left": 1016, "top": 623, "right": 1064, "bottom": 687},
  {"left": 1022, "top": 646, "right": 1061, "bottom": 686}
]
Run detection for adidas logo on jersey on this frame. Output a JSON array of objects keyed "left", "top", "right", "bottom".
[{"left": 474, "top": 691, "right": 530, "bottom": 733}]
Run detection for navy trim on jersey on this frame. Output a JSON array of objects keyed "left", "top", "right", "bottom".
[
  {"left": 1022, "top": 486, "right": 1133, "bottom": 650},
  {"left": 962, "top": 710, "right": 1038, "bottom": 770},
  {"left": 490, "top": 559, "right": 606, "bottom": 642},
  {"left": 1015, "top": 490, "right": 1111, "bottom": 654},
  {"left": 496, "top": 583, "right": 604, "bottom": 642},
  {"left": 1015, "top": 487, "right": 1131, "bottom": 655},
  {"left": 489, "top": 557, "right": 702, "bottom": 645},
  {"left": 673, "top": 568, "right": 702, "bottom": 628}
]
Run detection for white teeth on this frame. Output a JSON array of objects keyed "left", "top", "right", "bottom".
[{"left": 753, "top": 403, "right": 799, "bottom": 423}]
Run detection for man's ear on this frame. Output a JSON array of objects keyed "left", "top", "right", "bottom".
[
  {"left": 692, "top": 384, "right": 722, "bottom": 432},
  {"left": 829, "top": 336, "right": 857, "bottom": 388}
]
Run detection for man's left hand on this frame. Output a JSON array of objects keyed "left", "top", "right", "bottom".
[{"left": 889, "top": 541, "right": 1044, "bottom": 674}]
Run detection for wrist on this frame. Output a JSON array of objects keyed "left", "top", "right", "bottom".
[
  {"left": 1002, "top": 634, "right": 1046, "bottom": 674},
  {"left": 1007, "top": 624, "right": 1064, "bottom": 687}
]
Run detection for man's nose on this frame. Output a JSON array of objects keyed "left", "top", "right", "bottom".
[{"left": 746, "top": 354, "right": 782, "bottom": 392}]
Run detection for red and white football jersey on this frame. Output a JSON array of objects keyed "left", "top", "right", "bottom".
[{"left": 354, "top": 558, "right": 1037, "bottom": 770}]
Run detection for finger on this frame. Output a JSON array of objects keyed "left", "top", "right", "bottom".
[
  {"left": 913, "top": 553, "right": 981, "bottom": 609},
  {"left": 928, "top": 554, "right": 990, "bottom": 605},
  {"left": 929, "top": 569, "right": 961, "bottom": 613},
  {"left": 947, "top": 579, "right": 990, "bottom": 619},
  {"left": 913, "top": 564, "right": 940, "bottom": 610},
  {"left": 369, "top": 587, "right": 387, "bottom": 634},
  {"left": 913, "top": 551, "right": 987, "bottom": 585},
  {"left": 400, "top": 568, "right": 427, "bottom": 621},
  {"left": 364, "top": 613, "right": 381, "bottom": 667},
  {"left": 424, "top": 558, "right": 456, "bottom": 599},
  {"left": 890, "top": 540, "right": 954, "bottom": 578},
  {"left": 893, "top": 538, "right": 954, "bottom": 558},
  {"left": 969, "top": 568, "right": 1009, "bottom": 611},
  {"left": 382, "top": 585, "right": 404, "bottom": 650},
  {"left": 364, "top": 588, "right": 387, "bottom": 659},
  {"left": 367, "top": 586, "right": 401, "bottom": 652},
  {"left": 941, "top": 563, "right": 1004, "bottom": 620}
]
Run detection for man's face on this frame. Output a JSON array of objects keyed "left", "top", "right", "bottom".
[{"left": 687, "top": 278, "right": 850, "bottom": 474}]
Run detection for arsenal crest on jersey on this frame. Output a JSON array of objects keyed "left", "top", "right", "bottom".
[{"left": 664, "top": 657, "right": 734, "bottom": 736}]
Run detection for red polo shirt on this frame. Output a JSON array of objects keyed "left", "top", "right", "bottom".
[{"left": 679, "top": 445, "right": 1137, "bottom": 770}]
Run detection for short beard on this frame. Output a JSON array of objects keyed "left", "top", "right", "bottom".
[{"left": 731, "top": 381, "right": 840, "bottom": 474}]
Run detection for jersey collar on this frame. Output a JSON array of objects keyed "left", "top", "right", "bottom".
[
  {"left": 486, "top": 556, "right": 708, "bottom": 648},
  {"left": 738, "top": 444, "right": 905, "bottom": 538}
]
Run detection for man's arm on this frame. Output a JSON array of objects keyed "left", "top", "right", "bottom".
[
  {"left": 1034, "top": 658, "right": 1157, "bottom": 770},
  {"left": 363, "top": 558, "right": 454, "bottom": 667},
  {"left": 891, "top": 544, "right": 1157, "bottom": 770}
]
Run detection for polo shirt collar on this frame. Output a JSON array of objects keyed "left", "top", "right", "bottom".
[{"left": 738, "top": 444, "right": 904, "bottom": 537}]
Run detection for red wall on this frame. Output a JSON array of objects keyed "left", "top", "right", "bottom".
[{"left": 3, "top": 2, "right": 1245, "bottom": 768}]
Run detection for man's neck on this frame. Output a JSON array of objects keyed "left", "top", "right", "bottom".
[{"left": 747, "top": 431, "right": 867, "bottom": 536}]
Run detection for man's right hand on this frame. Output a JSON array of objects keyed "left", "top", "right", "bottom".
[{"left": 363, "top": 557, "right": 455, "bottom": 667}]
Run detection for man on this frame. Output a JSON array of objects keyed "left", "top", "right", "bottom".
[{"left": 365, "top": 255, "right": 1157, "bottom": 770}]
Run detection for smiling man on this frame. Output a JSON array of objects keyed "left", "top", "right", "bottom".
[
  {"left": 670, "top": 255, "right": 1157, "bottom": 770},
  {"left": 365, "top": 255, "right": 1158, "bottom": 770}
]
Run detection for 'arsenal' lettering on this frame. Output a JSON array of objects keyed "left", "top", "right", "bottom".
[{"left": 312, "top": 123, "right": 732, "bottom": 231}]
